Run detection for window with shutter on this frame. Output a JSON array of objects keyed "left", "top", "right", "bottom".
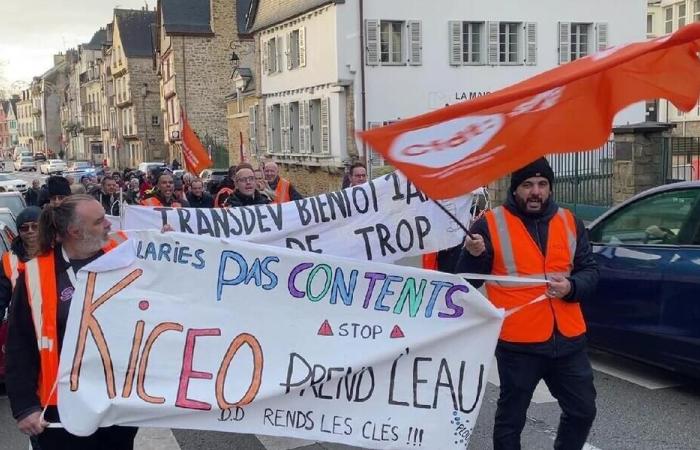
[
  {"left": 461, "top": 22, "right": 484, "bottom": 65},
  {"left": 596, "top": 23, "right": 609, "bottom": 52},
  {"left": 408, "top": 20, "right": 422, "bottom": 65},
  {"left": 286, "top": 32, "right": 293, "bottom": 70},
  {"left": 487, "top": 21, "right": 499, "bottom": 65},
  {"left": 570, "top": 23, "right": 591, "bottom": 60},
  {"left": 281, "top": 103, "right": 290, "bottom": 153},
  {"left": 365, "top": 20, "right": 380, "bottom": 65},
  {"left": 276, "top": 36, "right": 284, "bottom": 73},
  {"left": 380, "top": 21, "right": 405, "bottom": 64},
  {"left": 299, "top": 100, "right": 308, "bottom": 153},
  {"left": 525, "top": 22, "right": 537, "bottom": 65},
  {"left": 558, "top": 22, "right": 571, "bottom": 65},
  {"left": 449, "top": 21, "right": 462, "bottom": 66},
  {"left": 320, "top": 98, "right": 330, "bottom": 154},
  {"left": 248, "top": 105, "right": 257, "bottom": 153},
  {"left": 266, "top": 105, "right": 274, "bottom": 153},
  {"left": 298, "top": 27, "right": 306, "bottom": 68}
]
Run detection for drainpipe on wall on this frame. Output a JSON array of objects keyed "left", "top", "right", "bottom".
[{"left": 359, "top": 0, "right": 368, "bottom": 169}]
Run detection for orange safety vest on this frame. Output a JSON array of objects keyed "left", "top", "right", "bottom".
[
  {"left": 24, "top": 230, "right": 128, "bottom": 407},
  {"left": 140, "top": 196, "right": 184, "bottom": 208},
  {"left": 273, "top": 178, "right": 291, "bottom": 204},
  {"left": 484, "top": 206, "right": 586, "bottom": 343},
  {"left": 2, "top": 252, "right": 23, "bottom": 289},
  {"left": 214, "top": 187, "right": 235, "bottom": 207},
  {"left": 422, "top": 253, "right": 438, "bottom": 270}
]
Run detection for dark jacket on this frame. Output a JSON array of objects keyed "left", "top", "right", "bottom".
[
  {"left": 24, "top": 188, "right": 40, "bottom": 207},
  {"left": 224, "top": 190, "right": 271, "bottom": 208},
  {"left": 5, "top": 246, "right": 103, "bottom": 422},
  {"left": 186, "top": 191, "right": 215, "bottom": 208},
  {"left": 0, "top": 239, "right": 32, "bottom": 320},
  {"left": 269, "top": 177, "right": 304, "bottom": 201},
  {"left": 93, "top": 190, "right": 120, "bottom": 215},
  {"left": 454, "top": 192, "right": 599, "bottom": 356}
]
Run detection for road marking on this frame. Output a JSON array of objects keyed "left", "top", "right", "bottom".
[
  {"left": 135, "top": 428, "right": 180, "bottom": 450},
  {"left": 589, "top": 351, "right": 684, "bottom": 390}
]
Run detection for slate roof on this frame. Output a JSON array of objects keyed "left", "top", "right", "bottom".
[
  {"left": 160, "top": 0, "right": 212, "bottom": 35},
  {"left": 249, "top": 0, "right": 334, "bottom": 32},
  {"left": 84, "top": 27, "right": 109, "bottom": 51},
  {"left": 115, "top": 9, "right": 157, "bottom": 58},
  {"left": 237, "top": 0, "right": 254, "bottom": 34}
]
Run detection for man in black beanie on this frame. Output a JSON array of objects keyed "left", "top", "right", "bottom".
[
  {"left": 455, "top": 157, "right": 599, "bottom": 450},
  {"left": 43, "top": 176, "right": 72, "bottom": 208}
]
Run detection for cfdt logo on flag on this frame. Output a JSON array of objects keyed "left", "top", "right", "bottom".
[{"left": 388, "top": 115, "right": 504, "bottom": 169}]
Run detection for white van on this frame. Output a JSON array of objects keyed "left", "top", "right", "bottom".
[{"left": 12, "top": 147, "right": 32, "bottom": 161}]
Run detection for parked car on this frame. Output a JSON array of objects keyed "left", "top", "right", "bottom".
[
  {"left": 200, "top": 168, "right": 229, "bottom": 194},
  {"left": 0, "top": 208, "right": 17, "bottom": 235},
  {"left": 0, "top": 191, "right": 27, "bottom": 218},
  {"left": 33, "top": 152, "right": 47, "bottom": 162},
  {"left": 12, "top": 147, "right": 32, "bottom": 161},
  {"left": 14, "top": 156, "right": 36, "bottom": 172},
  {"left": 138, "top": 162, "right": 166, "bottom": 175},
  {"left": 0, "top": 220, "right": 15, "bottom": 384},
  {"left": 0, "top": 174, "right": 28, "bottom": 193},
  {"left": 40, "top": 159, "right": 67, "bottom": 174},
  {"left": 585, "top": 181, "right": 700, "bottom": 378}
]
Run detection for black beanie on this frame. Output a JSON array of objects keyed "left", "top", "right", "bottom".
[
  {"left": 47, "top": 176, "right": 72, "bottom": 198},
  {"left": 510, "top": 158, "right": 554, "bottom": 192},
  {"left": 16, "top": 206, "right": 41, "bottom": 229}
]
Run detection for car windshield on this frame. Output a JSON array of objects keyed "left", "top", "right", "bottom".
[
  {"left": 74, "top": 162, "right": 91, "bottom": 168},
  {"left": 0, "top": 175, "right": 12, "bottom": 181},
  {"left": 21, "top": 157, "right": 33, "bottom": 162},
  {"left": 0, "top": 196, "right": 26, "bottom": 217},
  {"left": 49, "top": 160, "right": 63, "bottom": 164}
]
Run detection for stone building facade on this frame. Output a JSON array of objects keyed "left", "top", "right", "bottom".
[
  {"left": 16, "top": 90, "right": 33, "bottom": 149},
  {"left": 156, "top": 0, "right": 252, "bottom": 169}
]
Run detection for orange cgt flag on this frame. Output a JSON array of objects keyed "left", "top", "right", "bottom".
[
  {"left": 359, "top": 23, "right": 700, "bottom": 200},
  {"left": 180, "top": 109, "right": 213, "bottom": 174}
]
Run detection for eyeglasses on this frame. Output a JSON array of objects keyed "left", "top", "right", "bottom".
[
  {"left": 236, "top": 176, "right": 256, "bottom": 183},
  {"left": 19, "top": 223, "right": 38, "bottom": 232}
]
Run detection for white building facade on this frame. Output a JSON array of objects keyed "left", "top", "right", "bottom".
[{"left": 255, "top": 0, "right": 645, "bottom": 172}]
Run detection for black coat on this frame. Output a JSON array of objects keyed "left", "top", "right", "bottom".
[
  {"left": 224, "top": 190, "right": 271, "bottom": 207},
  {"left": 454, "top": 192, "right": 599, "bottom": 356},
  {"left": 186, "top": 191, "right": 215, "bottom": 208}
]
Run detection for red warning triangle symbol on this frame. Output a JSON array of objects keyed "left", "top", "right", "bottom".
[
  {"left": 317, "top": 320, "right": 334, "bottom": 336},
  {"left": 390, "top": 325, "right": 405, "bottom": 339}
]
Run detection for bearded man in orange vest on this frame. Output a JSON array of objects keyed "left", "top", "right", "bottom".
[
  {"left": 263, "top": 161, "right": 304, "bottom": 204},
  {"left": 5, "top": 195, "right": 135, "bottom": 449},
  {"left": 456, "top": 158, "right": 598, "bottom": 450}
]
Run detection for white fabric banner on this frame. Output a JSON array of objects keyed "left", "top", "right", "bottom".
[
  {"left": 121, "top": 173, "right": 473, "bottom": 262},
  {"left": 58, "top": 231, "right": 503, "bottom": 449}
]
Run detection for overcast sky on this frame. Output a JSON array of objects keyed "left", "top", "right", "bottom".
[{"left": 0, "top": 0, "right": 153, "bottom": 89}]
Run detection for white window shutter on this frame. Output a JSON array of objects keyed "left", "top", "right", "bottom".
[
  {"left": 303, "top": 101, "right": 311, "bottom": 153},
  {"left": 264, "top": 40, "right": 271, "bottom": 74},
  {"left": 525, "top": 22, "right": 537, "bottom": 65},
  {"left": 596, "top": 22, "right": 609, "bottom": 52},
  {"left": 248, "top": 105, "right": 257, "bottom": 152},
  {"left": 320, "top": 97, "right": 330, "bottom": 154},
  {"left": 266, "top": 105, "right": 274, "bottom": 153},
  {"left": 487, "top": 21, "right": 499, "bottom": 65},
  {"left": 558, "top": 22, "right": 571, "bottom": 65},
  {"left": 298, "top": 27, "right": 306, "bottom": 68},
  {"left": 407, "top": 20, "right": 422, "bottom": 65},
  {"left": 286, "top": 32, "right": 293, "bottom": 70},
  {"left": 365, "top": 19, "right": 380, "bottom": 66},
  {"left": 449, "top": 21, "right": 462, "bottom": 66},
  {"left": 276, "top": 36, "right": 284, "bottom": 73},
  {"left": 299, "top": 100, "right": 307, "bottom": 153},
  {"left": 281, "top": 103, "right": 290, "bottom": 153}
]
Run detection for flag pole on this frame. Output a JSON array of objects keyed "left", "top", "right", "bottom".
[{"left": 431, "top": 199, "right": 475, "bottom": 239}]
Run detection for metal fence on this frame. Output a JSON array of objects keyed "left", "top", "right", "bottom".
[
  {"left": 548, "top": 141, "right": 615, "bottom": 220},
  {"left": 660, "top": 137, "right": 700, "bottom": 183}
]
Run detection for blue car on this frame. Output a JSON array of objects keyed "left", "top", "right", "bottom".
[{"left": 585, "top": 181, "right": 700, "bottom": 378}]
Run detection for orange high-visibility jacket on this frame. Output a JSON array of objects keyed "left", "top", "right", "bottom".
[
  {"left": 140, "top": 196, "right": 184, "bottom": 208},
  {"left": 24, "top": 231, "right": 128, "bottom": 407},
  {"left": 2, "top": 252, "right": 23, "bottom": 289},
  {"left": 484, "top": 206, "right": 586, "bottom": 343},
  {"left": 273, "top": 178, "right": 291, "bottom": 204}
]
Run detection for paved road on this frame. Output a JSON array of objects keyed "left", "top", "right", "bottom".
[{"left": 1, "top": 167, "right": 699, "bottom": 449}]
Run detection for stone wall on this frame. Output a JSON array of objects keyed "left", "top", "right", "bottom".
[
  {"left": 278, "top": 163, "right": 344, "bottom": 197},
  {"left": 129, "top": 58, "right": 167, "bottom": 161},
  {"left": 226, "top": 94, "right": 260, "bottom": 166}
]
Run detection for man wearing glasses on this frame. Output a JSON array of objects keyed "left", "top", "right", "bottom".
[{"left": 224, "top": 163, "right": 272, "bottom": 207}]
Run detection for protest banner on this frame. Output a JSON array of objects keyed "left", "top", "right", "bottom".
[
  {"left": 57, "top": 231, "right": 503, "bottom": 449},
  {"left": 359, "top": 23, "right": 700, "bottom": 199},
  {"left": 122, "top": 172, "right": 474, "bottom": 262}
]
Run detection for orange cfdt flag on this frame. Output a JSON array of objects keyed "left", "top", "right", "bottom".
[
  {"left": 180, "top": 109, "right": 213, "bottom": 175},
  {"left": 359, "top": 23, "right": 700, "bottom": 200}
]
